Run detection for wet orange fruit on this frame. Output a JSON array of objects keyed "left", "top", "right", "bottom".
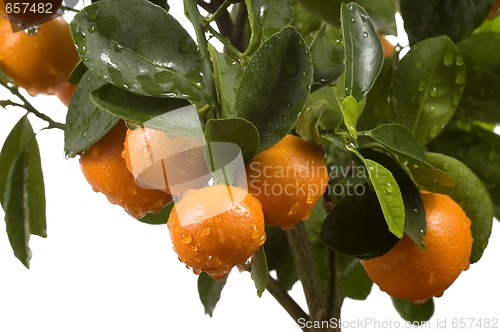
[
  {"left": 245, "top": 135, "right": 329, "bottom": 230},
  {"left": 122, "top": 127, "right": 210, "bottom": 195},
  {"left": 0, "top": 17, "right": 79, "bottom": 95},
  {"left": 168, "top": 184, "right": 266, "bottom": 279},
  {"left": 362, "top": 191, "right": 473, "bottom": 303},
  {"left": 80, "top": 122, "right": 172, "bottom": 219}
]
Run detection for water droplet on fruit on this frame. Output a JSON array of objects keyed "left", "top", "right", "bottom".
[
  {"left": 288, "top": 202, "right": 301, "bottom": 216},
  {"left": 181, "top": 231, "right": 192, "bottom": 244},
  {"left": 251, "top": 225, "right": 260, "bottom": 240},
  {"left": 217, "top": 228, "right": 225, "bottom": 244},
  {"left": 202, "top": 227, "right": 211, "bottom": 236}
]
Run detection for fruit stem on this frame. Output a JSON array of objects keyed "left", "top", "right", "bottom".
[
  {"left": 327, "top": 250, "right": 344, "bottom": 331},
  {"left": 287, "top": 223, "right": 327, "bottom": 325},
  {"left": 265, "top": 274, "right": 310, "bottom": 329}
]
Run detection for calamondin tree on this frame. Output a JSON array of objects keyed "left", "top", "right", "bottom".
[{"left": 1, "top": 0, "right": 500, "bottom": 331}]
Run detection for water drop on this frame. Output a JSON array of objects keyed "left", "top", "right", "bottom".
[
  {"left": 455, "top": 71, "right": 465, "bottom": 84},
  {"left": 85, "top": 6, "right": 99, "bottom": 22},
  {"left": 217, "top": 228, "right": 225, "bottom": 244},
  {"left": 181, "top": 231, "right": 192, "bottom": 244},
  {"left": 360, "top": 13, "right": 369, "bottom": 23},
  {"left": 178, "top": 35, "right": 192, "bottom": 54},
  {"left": 390, "top": 97, "right": 399, "bottom": 109},
  {"left": 443, "top": 53, "right": 454, "bottom": 66},
  {"left": 285, "top": 103, "right": 292, "bottom": 110},
  {"left": 73, "top": 32, "right": 88, "bottom": 55},
  {"left": 202, "top": 227, "right": 211, "bottom": 236},
  {"left": 412, "top": 206, "right": 420, "bottom": 216},
  {"left": 455, "top": 56, "right": 464, "bottom": 66},
  {"left": 362, "top": 32, "right": 368, "bottom": 38},
  {"left": 113, "top": 42, "right": 124, "bottom": 52},
  {"left": 430, "top": 87, "right": 438, "bottom": 97},
  {"left": 428, "top": 106, "right": 436, "bottom": 115},
  {"left": 351, "top": 17, "right": 356, "bottom": 23},
  {"left": 385, "top": 183, "right": 393, "bottom": 194},
  {"left": 288, "top": 203, "right": 301, "bottom": 216},
  {"left": 452, "top": 92, "right": 461, "bottom": 106},
  {"left": 418, "top": 81, "right": 426, "bottom": 92},
  {"left": 251, "top": 226, "right": 260, "bottom": 240},
  {"left": 443, "top": 162, "right": 449, "bottom": 170},
  {"left": 257, "top": 6, "right": 267, "bottom": 25},
  {"left": 87, "top": 25, "right": 96, "bottom": 33}
]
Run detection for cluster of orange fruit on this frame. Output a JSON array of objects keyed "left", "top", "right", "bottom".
[{"left": 0, "top": 15, "right": 78, "bottom": 105}]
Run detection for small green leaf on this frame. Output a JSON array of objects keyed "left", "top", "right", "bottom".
[
  {"left": 400, "top": 0, "right": 495, "bottom": 44},
  {"left": 295, "top": 100, "right": 328, "bottom": 146},
  {"left": 392, "top": 297, "right": 434, "bottom": 324},
  {"left": 71, "top": 0, "right": 214, "bottom": 105},
  {"left": 64, "top": 70, "right": 118, "bottom": 157},
  {"left": 205, "top": 118, "right": 259, "bottom": 162},
  {"left": 251, "top": 246, "right": 268, "bottom": 297},
  {"left": 364, "top": 159, "right": 405, "bottom": 238},
  {"left": 139, "top": 202, "right": 173, "bottom": 225},
  {"left": 337, "top": 254, "right": 373, "bottom": 300},
  {"left": 361, "top": 149, "right": 426, "bottom": 248},
  {"left": 197, "top": 272, "right": 227, "bottom": 317},
  {"left": 310, "top": 24, "right": 344, "bottom": 89},
  {"left": 410, "top": 153, "right": 494, "bottom": 263},
  {"left": 366, "top": 124, "right": 426, "bottom": 162},
  {"left": 245, "top": 0, "right": 294, "bottom": 53},
  {"left": 208, "top": 46, "right": 244, "bottom": 119},
  {"left": 320, "top": 184, "right": 399, "bottom": 259},
  {"left": 391, "top": 36, "right": 465, "bottom": 146},
  {"left": 234, "top": 26, "right": 313, "bottom": 151},
  {"left": 341, "top": 2, "right": 384, "bottom": 102}
]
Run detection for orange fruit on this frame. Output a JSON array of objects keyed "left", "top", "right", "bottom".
[
  {"left": 55, "top": 81, "right": 77, "bottom": 107},
  {"left": 245, "top": 134, "right": 329, "bottom": 230},
  {"left": 362, "top": 191, "right": 473, "bottom": 303},
  {"left": 0, "top": 17, "right": 79, "bottom": 95},
  {"left": 379, "top": 33, "right": 395, "bottom": 58},
  {"left": 168, "top": 184, "right": 266, "bottom": 279},
  {"left": 80, "top": 122, "right": 172, "bottom": 219},
  {"left": 122, "top": 127, "right": 210, "bottom": 195}
]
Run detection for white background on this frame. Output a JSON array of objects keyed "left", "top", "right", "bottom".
[{"left": 1, "top": 3, "right": 500, "bottom": 332}]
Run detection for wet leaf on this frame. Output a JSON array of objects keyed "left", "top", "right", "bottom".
[
  {"left": 391, "top": 36, "right": 465, "bottom": 146},
  {"left": 310, "top": 24, "right": 344, "bottom": 89},
  {"left": 295, "top": 99, "right": 328, "bottom": 146},
  {"left": 65, "top": 70, "right": 118, "bottom": 157},
  {"left": 392, "top": 297, "right": 434, "bottom": 324},
  {"left": 198, "top": 272, "right": 227, "bottom": 317},
  {"left": 251, "top": 246, "right": 268, "bottom": 297},
  {"left": 341, "top": 96, "right": 360, "bottom": 140},
  {"left": 139, "top": 202, "right": 173, "bottom": 225}
]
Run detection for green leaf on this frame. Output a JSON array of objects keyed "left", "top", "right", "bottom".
[
  {"left": 320, "top": 184, "right": 399, "bottom": 259},
  {"left": 234, "top": 26, "right": 313, "bottom": 151},
  {"left": 263, "top": 226, "right": 298, "bottom": 291},
  {"left": 68, "top": 61, "right": 88, "bottom": 85},
  {"left": 364, "top": 159, "right": 405, "bottom": 238},
  {"left": 245, "top": 0, "right": 294, "bottom": 53},
  {"left": 410, "top": 153, "right": 494, "bottom": 263},
  {"left": 197, "top": 272, "right": 227, "bottom": 317},
  {"left": 295, "top": 99, "right": 328, "bottom": 146},
  {"left": 392, "top": 297, "right": 434, "bottom": 324},
  {"left": 310, "top": 24, "right": 344, "bottom": 89},
  {"left": 205, "top": 118, "right": 259, "bottom": 162},
  {"left": 391, "top": 36, "right": 465, "bottom": 146},
  {"left": 341, "top": 2, "right": 384, "bottom": 102},
  {"left": 457, "top": 33, "right": 500, "bottom": 75},
  {"left": 457, "top": 68, "right": 500, "bottom": 123},
  {"left": 400, "top": 0, "right": 495, "bottom": 45},
  {"left": 251, "top": 246, "right": 268, "bottom": 297},
  {"left": 64, "top": 70, "right": 119, "bottom": 158},
  {"left": 341, "top": 96, "right": 360, "bottom": 140},
  {"left": 310, "top": 85, "right": 343, "bottom": 131},
  {"left": 90, "top": 84, "right": 194, "bottom": 134},
  {"left": 361, "top": 149, "right": 426, "bottom": 248},
  {"left": 139, "top": 202, "right": 173, "bottom": 225},
  {"left": 0, "top": 116, "right": 47, "bottom": 268},
  {"left": 70, "top": 0, "right": 214, "bottom": 105},
  {"left": 208, "top": 46, "right": 244, "bottom": 119},
  {"left": 337, "top": 254, "right": 373, "bottom": 300},
  {"left": 488, "top": 185, "right": 500, "bottom": 220}
]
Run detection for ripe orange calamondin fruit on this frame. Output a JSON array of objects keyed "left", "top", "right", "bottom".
[
  {"left": 245, "top": 134, "right": 329, "bottom": 230},
  {"left": 0, "top": 17, "right": 79, "bottom": 95},
  {"left": 168, "top": 184, "right": 266, "bottom": 279},
  {"left": 362, "top": 191, "right": 473, "bottom": 303},
  {"left": 80, "top": 122, "right": 172, "bottom": 219}
]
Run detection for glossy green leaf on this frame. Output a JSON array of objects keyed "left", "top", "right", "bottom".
[
  {"left": 70, "top": 0, "right": 214, "bottom": 105},
  {"left": 245, "top": 0, "right": 294, "bottom": 53},
  {"left": 341, "top": 96, "right": 360, "bottom": 140},
  {"left": 311, "top": 84, "right": 344, "bottom": 131},
  {"left": 410, "top": 153, "right": 494, "bottom": 263},
  {"left": 457, "top": 68, "right": 500, "bottom": 123},
  {"left": 337, "top": 254, "right": 373, "bottom": 300},
  {"left": 0, "top": 116, "right": 46, "bottom": 268},
  {"left": 263, "top": 226, "right": 298, "bottom": 291},
  {"left": 310, "top": 24, "right": 344, "bottom": 89},
  {"left": 391, "top": 36, "right": 465, "bottom": 146},
  {"left": 400, "top": 0, "right": 495, "bottom": 45},
  {"left": 208, "top": 46, "right": 244, "bottom": 119},
  {"left": 364, "top": 159, "right": 405, "bottom": 238},
  {"left": 392, "top": 297, "right": 434, "bottom": 324},
  {"left": 361, "top": 149, "right": 426, "bottom": 248},
  {"left": 198, "top": 272, "right": 227, "bottom": 317},
  {"left": 64, "top": 70, "right": 118, "bottom": 157},
  {"left": 90, "top": 84, "right": 194, "bottom": 135},
  {"left": 251, "top": 246, "right": 268, "bottom": 297},
  {"left": 367, "top": 124, "right": 426, "bottom": 162},
  {"left": 234, "top": 26, "right": 313, "bottom": 151},
  {"left": 320, "top": 184, "right": 399, "bottom": 259},
  {"left": 68, "top": 61, "right": 88, "bottom": 84},
  {"left": 457, "top": 33, "right": 500, "bottom": 74},
  {"left": 295, "top": 100, "right": 328, "bottom": 146},
  {"left": 139, "top": 202, "right": 173, "bottom": 225},
  {"left": 205, "top": 118, "right": 259, "bottom": 162},
  {"left": 341, "top": 2, "right": 384, "bottom": 102}
]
